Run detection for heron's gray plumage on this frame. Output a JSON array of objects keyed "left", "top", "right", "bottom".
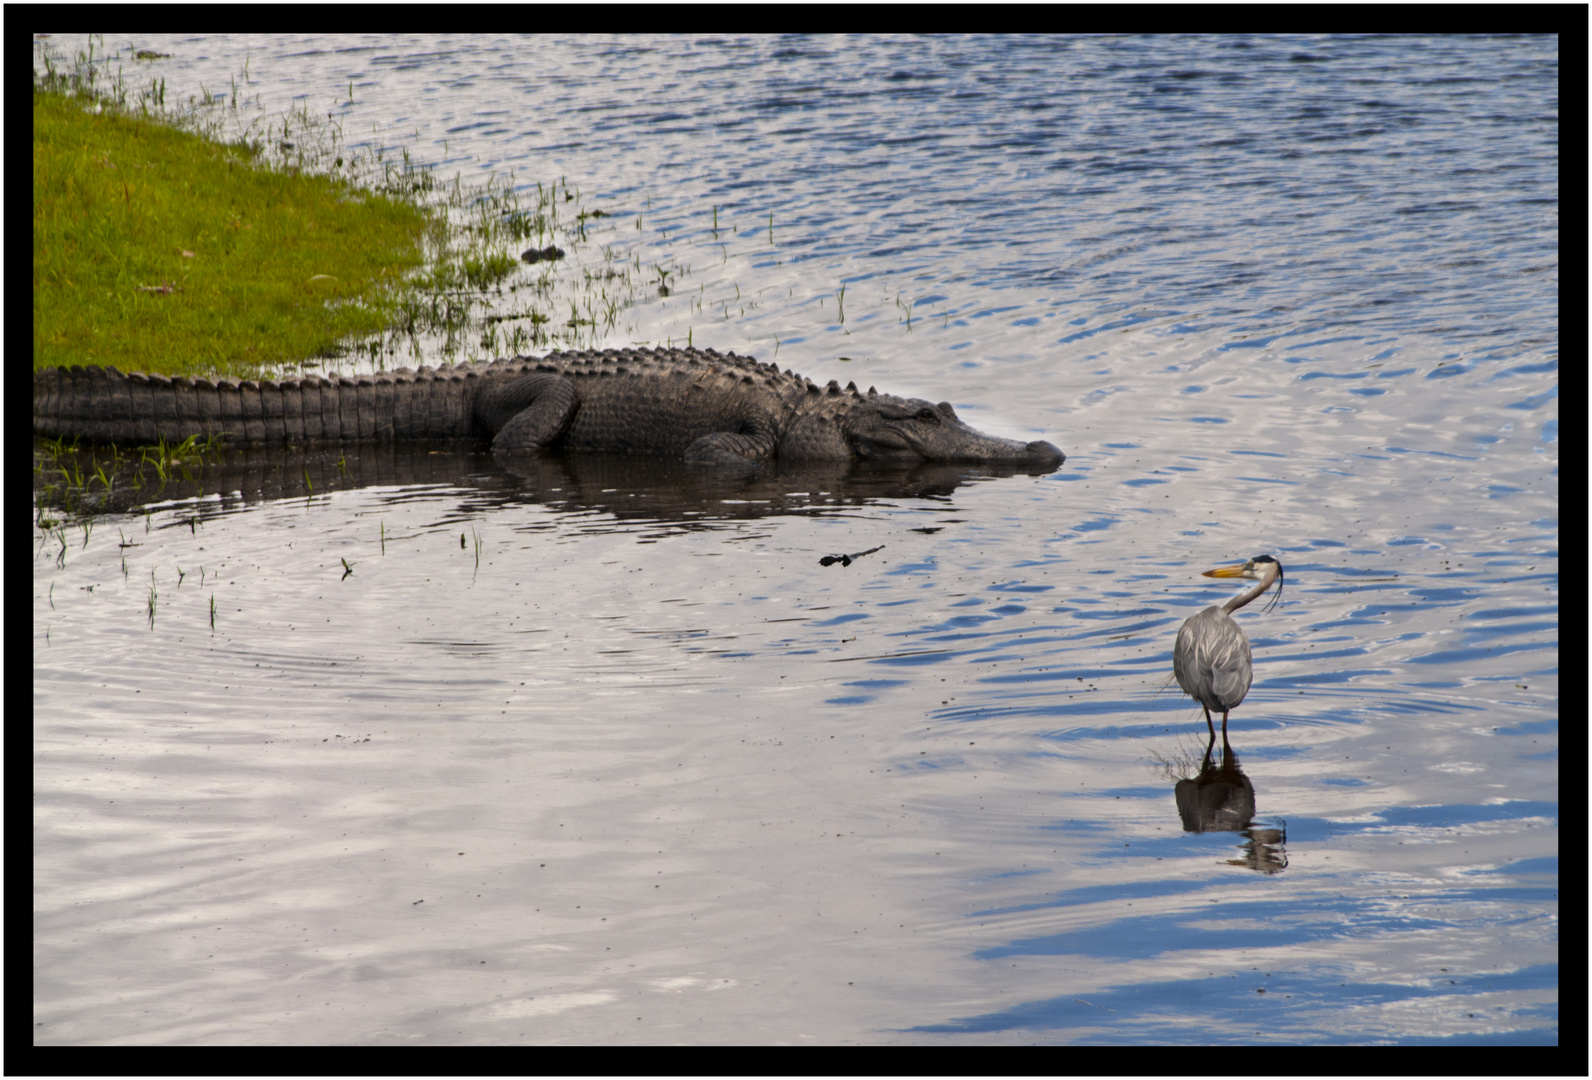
[{"left": 1173, "top": 606, "right": 1254, "bottom": 715}]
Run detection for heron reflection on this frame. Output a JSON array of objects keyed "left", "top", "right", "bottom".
[{"left": 1172, "top": 731, "right": 1289, "bottom": 874}]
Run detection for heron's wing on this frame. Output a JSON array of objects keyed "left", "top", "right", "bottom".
[
  {"left": 1173, "top": 607, "right": 1253, "bottom": 712},
  {"left": 1204, "top": 617, "right": 1253, "bottom": 711}
]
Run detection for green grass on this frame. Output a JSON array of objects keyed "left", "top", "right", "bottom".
[
  {"left": 30, "top": 37, "right": 641, "bottom": 383},
  {"left": 33, "top": 87, "right": 432, "bottom": 377}
]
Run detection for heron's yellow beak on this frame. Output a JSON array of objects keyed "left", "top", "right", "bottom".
[{"left": 1202, "top": 564, "right": 1249, "bottom": 579}]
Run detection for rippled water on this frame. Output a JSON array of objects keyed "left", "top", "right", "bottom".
[{"left": 34, "top": 34, "right": 1557, "bottom": 1045}]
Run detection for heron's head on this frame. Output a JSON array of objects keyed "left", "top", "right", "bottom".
[{"left": 1202, "top": 555, "right": 1284, "bottom": 612}]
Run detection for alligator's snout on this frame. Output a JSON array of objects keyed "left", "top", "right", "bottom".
[
  {"left": 961, "top": 436, "right": 1064, "bottom": 470},
  {"left": 1025, "top": 440, "right": 1065, "bottom": 467}
]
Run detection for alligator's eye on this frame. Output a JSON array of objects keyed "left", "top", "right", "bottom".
[{"left": 915, "top": 408, "right": 939, "bottom": 422}]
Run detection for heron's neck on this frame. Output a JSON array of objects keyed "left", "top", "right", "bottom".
[{"left": 1222, "top": 567, "right": 1277, "bottom": 614}]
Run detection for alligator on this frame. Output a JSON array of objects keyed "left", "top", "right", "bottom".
[{"left": 32, "top": 346, "right": 1064, "bottom": 468}]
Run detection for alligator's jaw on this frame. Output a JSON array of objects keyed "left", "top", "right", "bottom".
[
  {"left": 935, "top": 437, "right": 1065, "bottom": 470},
  {"left": 869, "top": 426, "right": 1065, "bottom": 470},
  {"left": 841, "top": 396, "right": 1065, "bottom": 471}
]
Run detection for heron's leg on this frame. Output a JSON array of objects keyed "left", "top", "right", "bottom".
[
  {"left": 1220, "top": 710, "right": 1230, "bottom": 738},
  {"left": 1204, "top": 706, "right": 1216, "bottom": 740}
]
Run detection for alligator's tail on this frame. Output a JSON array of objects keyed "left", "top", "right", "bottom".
[{"left": 32, "top": 364, "right": 504, "bottom": 445}]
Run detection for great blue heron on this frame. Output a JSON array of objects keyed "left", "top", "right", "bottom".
[{"left": 1173, "top": 555, "right": 1284, "bottom": 739}]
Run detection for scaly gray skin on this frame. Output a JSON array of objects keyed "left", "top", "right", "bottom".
[{"left": 32, "top": 346, "right": 1065, "bottom": 468}]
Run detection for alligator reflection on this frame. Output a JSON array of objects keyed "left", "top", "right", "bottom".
[
  {"left": 35, "top": 440, "right": 1035, "bottom": 525},
  {"left": 1172, "top": 730, "right": 1289, "bottom": 874}
]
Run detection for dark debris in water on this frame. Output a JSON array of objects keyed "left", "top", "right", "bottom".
[{"left": 820, "top": 545, "right": 883, "bottom": 568}]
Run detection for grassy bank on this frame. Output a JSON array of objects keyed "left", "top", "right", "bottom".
[
  {"left": 32, "top": 38, "right": 650, "bottom": 383},
  {"left": 34, "top": 87, "right": 434, "bottom": 377}
]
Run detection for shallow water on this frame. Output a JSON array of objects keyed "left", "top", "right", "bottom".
[{"left": 33, "top": 34, "right": 1557, "bottom": 1045}]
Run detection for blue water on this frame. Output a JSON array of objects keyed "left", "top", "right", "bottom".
[{"left": 33, "top": 34, "right": 1557, "bottom": 1046}]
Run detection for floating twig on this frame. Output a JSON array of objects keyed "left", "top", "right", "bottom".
[{"left": 820, "top": 545, "right": 883, "bottom": 568}]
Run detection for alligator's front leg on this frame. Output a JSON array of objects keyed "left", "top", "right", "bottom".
[
  {"left": 683, "top": 424, "right": 779, "bottom": 466},
  {"left": 476, "top": 374, "right": 579, "bottom": 452}
]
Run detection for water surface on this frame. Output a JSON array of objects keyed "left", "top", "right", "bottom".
[{"left": 34, "top": 34, "right": 1557, "bottom": 1045}]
